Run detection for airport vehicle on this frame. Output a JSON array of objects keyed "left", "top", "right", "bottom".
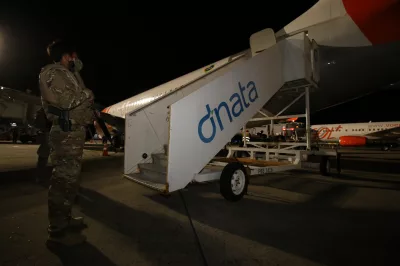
[{"left": 94, "top": 0, "right": 400, "bottom": 201}]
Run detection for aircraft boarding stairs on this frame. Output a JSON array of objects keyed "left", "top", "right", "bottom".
[{"left": 124, "top": 29, "right": 319, "bottom": 194}]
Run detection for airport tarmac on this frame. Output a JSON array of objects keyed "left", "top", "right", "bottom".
[{"left": 0, "top": 143, "right": 399, "bottom": 265}]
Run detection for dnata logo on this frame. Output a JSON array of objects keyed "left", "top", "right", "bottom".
[{"left": 198, "top": 81, "right": 258, "bottom": 143}]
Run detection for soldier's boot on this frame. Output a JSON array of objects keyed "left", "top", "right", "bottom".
[
  {"left": 46, "top": 228, "right": 86, "bottom": 247},
  {"left": 68, "top": 216, "right": 88, "bottom": 230}
]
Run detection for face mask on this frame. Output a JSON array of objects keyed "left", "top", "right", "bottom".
[
  {"left": 67, "top": 58, "right": 83, "bottom": 72},
  {"left": 74, "top": 58, "right": 83, "bottom": 72}
]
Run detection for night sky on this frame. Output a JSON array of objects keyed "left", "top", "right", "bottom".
[{"left": 0, "top": 1, "right": 398, "bottom": 124}]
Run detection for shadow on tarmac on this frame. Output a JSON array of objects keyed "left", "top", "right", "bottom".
[
  {"left": 47, "top": 242, "right": 116, "bottom": 266},
  {"left": 144, "top": 179, "right": 400, "bottom": 266}
]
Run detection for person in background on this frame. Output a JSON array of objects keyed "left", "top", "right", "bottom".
[{"left": 11, "top": 126, "right": 18, "bottom": 143}]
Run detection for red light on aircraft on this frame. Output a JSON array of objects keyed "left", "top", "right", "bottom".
[{"left": 339, "top": 136, "right": 367, "bottom": 146}]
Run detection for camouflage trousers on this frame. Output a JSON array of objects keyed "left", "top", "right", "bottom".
[{"left": 47, "top": 125, "right": 86, "bottom": 233}]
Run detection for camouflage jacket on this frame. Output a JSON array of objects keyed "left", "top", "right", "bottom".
[{"left": 38, "top": 63, "right": 94, "bottom": 126}]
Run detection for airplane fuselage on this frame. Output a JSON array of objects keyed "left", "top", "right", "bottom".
[{"left": 312, "top": 121, "right": 400, "bottom": 141}]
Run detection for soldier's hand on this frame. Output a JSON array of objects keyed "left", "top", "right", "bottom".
[{"left": 83, "top": 88, "right": 94, "bottom": 101}]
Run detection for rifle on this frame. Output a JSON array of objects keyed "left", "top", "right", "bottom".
[{"left": 74, "top": 71, "right": 113, "bottom": 144}]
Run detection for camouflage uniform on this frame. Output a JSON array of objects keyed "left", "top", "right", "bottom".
[{"left": 39, "top": 63, "right": 94, "bottom": 239}]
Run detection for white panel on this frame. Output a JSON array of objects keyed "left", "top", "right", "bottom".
[
  {"left": 124, "top": 91, "right": 184, "bottom": 174},
  {"left": 281, "top": 33, "right": 307, "bottom": 82},
  {"left": 250, "top": 28, "right": 276, "bottom": 56},
  {"left": 124, "top": 53, "right": 249, "bottom": 175},
  {"left": 168, "top": 43, "right": 288, "bottom": 192},
  {"left": 124, "top": 110, "right": 161, "bottom": 174}
]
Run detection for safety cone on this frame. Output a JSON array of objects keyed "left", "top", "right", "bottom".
[{"left": 102, "top": 143, "right": 109, "bottom": 156}]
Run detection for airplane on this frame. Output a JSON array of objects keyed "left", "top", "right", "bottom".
[
  {"left": 94, "top": 0, "right": 400, "bottom": 148},
  {"left": 312, "top": 121, "right": 400, "bottom": 150}
]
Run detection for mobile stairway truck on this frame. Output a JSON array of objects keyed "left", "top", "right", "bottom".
[{"left": 122, "top": 29, "right": 339, "bottom": 202}]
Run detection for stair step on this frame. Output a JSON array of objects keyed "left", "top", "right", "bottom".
[
  {"left": 124, "top": 173, "right": 167, "bottom": 193},
  {"left": 138, "top": 163, "right": 167, "bottom": 184},
  {"left": 152, "top": 153, "right": 168, "bottom": 167},
  {"left": 139, "top": 163, "right": 166, "bottom": 173}
]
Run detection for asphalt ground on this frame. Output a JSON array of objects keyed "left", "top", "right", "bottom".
[{"left": 0, "top": 143, "right": 399, "bottom": 265}]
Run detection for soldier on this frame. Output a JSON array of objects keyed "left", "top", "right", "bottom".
[
  {"left": 39, "top": 39, "right": 94, "bottom": 246},
  {"left": 35, "top": 51, "right": 85, "bottom": 184}
]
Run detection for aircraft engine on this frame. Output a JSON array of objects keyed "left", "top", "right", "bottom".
[{"left": 339, "top": 136, "right": 367, "bottom": 146}]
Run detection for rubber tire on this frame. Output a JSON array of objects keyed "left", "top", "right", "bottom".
[
  {"left": 220, "top": 162, "right": 249, "bottom": 202},
  {"left": 320, "top": 156, "right": 331, "bottom": 176}
]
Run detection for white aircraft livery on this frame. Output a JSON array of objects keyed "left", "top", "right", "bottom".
[{"left": 312, "top": 121, "right": 400, "bottom": 146}]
